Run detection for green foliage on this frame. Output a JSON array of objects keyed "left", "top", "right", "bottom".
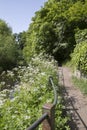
[
  {"left": 13, "top": 32, "right": 27, "bottom": 65},
  {"left": 72, "top": 76, "right": 87, "bottom": 95},
  {"left": 71, "top": 41, "right": 87, "bottom": 74},
  {"left": 66, "top": 1, "right": 87, "bottom": 22},
  {"left": 75, "top": 28, "right": 87, "bottom": 43},
  {"left": 0, "top": 54, "right": 69, "bottom": 130},
  {"left": 14, "top": 31, "right": 26, "bottom": 50},
  {"left": 23, "top": 25, "right": 38, "bottom": 62},
  {"left": 0, "top": 35, "right": 18, "bottom": 70},
  {"left": 23, "top": 0, "right": 87, "bottom": 64},
  {"left": 0, "top": 19, "right": 18, "bottom": 71},
  {"left": 0, "top": 19, "right": 12, "bottom": 36}
]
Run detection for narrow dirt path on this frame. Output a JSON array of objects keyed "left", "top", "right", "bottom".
[{"left": 58, "top": 67, "right": 87, "bottom": 130}]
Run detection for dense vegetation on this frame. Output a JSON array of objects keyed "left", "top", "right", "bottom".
[
  {"left": 70, "top": 27, "right": 87, "bottom": 75},
  {"left": 71, "top": 40, "right": 87, "bottom": 75},
  {"left": 0, "top": 55, "right": 69, "bottom": 130},
  {"left": 23, "top": 0, "right": 87, "bottom": 64},
  {"left": 0, "top": 0, "right": 87, "bottom": 72},
  {"left": 0, "top": 19, "right": 19, "bottom": 71},
  {"left": 72, "top": 76, "right": 87, "bottom": 95}
]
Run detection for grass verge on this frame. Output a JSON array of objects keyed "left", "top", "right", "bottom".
[{"left": 72, "top": 76, "right": 87, "bottom": 95}]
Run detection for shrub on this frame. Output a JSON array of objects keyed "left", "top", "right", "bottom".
[
  {"left": 71, "top": 41, "right": 87, "bottom": 75},
  {"left": 0, "top": 54, "right": 69, "bottom": 130}
]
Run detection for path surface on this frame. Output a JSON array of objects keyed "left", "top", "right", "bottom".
[{"left": 58, "top": 67, "right": 87, "bottom": 130}]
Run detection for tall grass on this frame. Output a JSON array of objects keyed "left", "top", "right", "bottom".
[{"left": 72, "top": 76, "right": 87, "bottom": 95}]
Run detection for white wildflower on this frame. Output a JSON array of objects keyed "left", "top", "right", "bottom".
[{"left": 1, "top": 81, "right": 5, "bottom": 85}]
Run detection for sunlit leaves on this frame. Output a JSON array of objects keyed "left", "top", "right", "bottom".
[
  {"left": 0, "top": 54, "right": 58, "bottom": 130},
  {"left": 71, "top": 41, "right": 87, "bottom": 74},
  {"left": 23, "top": 0, "right": 87, "bottom": 64},
  {"left": 0, "top": 19, "right": 12, "bottom": 36}
]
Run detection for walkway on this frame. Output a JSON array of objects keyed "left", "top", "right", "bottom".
[{"left": 58, "top": 67, "right": 87, "bottom": 130}]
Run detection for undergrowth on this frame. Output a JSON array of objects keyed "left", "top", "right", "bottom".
[
  {"left": 0, "top": 54, "right": 70, "bottom": 130},
  {"left": 72, "top": 76, "right": 87, "bottom": 95}
]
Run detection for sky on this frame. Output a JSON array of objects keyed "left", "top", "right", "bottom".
[{"left": 0, "top": 0, "right": 47, "bottom": 33}]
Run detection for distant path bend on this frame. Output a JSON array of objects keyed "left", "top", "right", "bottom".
[{"left": 58, "top": 67, "right": 87, "bottom": 130}]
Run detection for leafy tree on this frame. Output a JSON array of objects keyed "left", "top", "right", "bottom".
[
  {"left": 0, "top": 19, "right": 12, "bottom": 36},
  {"left": 0, "top": 19, "right": 18, "bottom": 71},
  {"left": 23, "top": 28, "right": 37, "bottom": 62},
  {"left": 23, "top": 0, "right": 87, "bottom": 64},
  {"left": 14, "top": 31, "right": 26, "bottom": 50}
]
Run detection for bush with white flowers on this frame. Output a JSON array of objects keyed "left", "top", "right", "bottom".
[{"left": 0, "top": 54, "right": 69, "bottom": 130}]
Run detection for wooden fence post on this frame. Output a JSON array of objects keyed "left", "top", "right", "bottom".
[{"left": 42, "top": 103, "right": 55, "bottom": 130}]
